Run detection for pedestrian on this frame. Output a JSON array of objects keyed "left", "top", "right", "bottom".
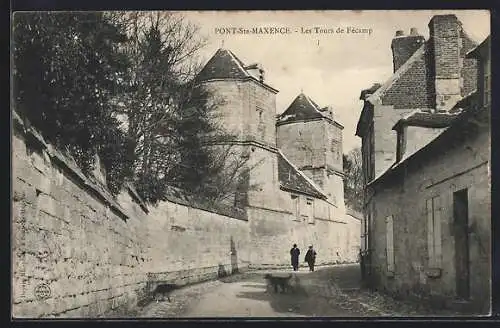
[
  {"left": 290, "top": 244, "right": 300, "bottom": 271},
  {"left": 304, "top": 245, "right": 317, "bottom": 272}
]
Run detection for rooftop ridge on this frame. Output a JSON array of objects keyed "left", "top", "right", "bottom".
[
  {"left": 225, "top": 49, "right": 250, "bottom": 77},
  {"left": 367, "top": 44, "right": 426, "bottom": 104},
  {"left": 278, "top": 149, "right": 328, "bottom": 199}
]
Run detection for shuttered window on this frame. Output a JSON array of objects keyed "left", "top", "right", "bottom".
[
  {"left": 385, "top": 215, "right": 395, "bottom": 273},
  {"left": 426, "top": 196, "right": 442, "bottom": 268}
]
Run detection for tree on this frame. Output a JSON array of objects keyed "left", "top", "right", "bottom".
[
  {"left": 343, "top": 147, "right": 364, "bottom": 212},
  {"left": 113, "top": 11, "right": 252, "bottom": 204},
  {"left": 12, "top": 12, "right": 134, "bottom": 194},
  {"left": 109, "top": 12, "right": 211, "bottom": 203},
  {"left": 13, "top": 11, "right": 258, "bottom": 205}
]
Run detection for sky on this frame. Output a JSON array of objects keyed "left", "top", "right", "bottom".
[{"left": 180, "top": 10, "right": 490, "bottom": 152}]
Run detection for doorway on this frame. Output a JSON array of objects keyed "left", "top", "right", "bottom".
[{"left": 453, "top": 188, "right": 470, "bottom": 299}]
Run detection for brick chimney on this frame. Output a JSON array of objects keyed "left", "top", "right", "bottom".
[
  {"left": 391, "top": 28, "right": 425, "bottom": 72},
  {"left": 428, "top": 14, "right": 463, "bottom": 111}
]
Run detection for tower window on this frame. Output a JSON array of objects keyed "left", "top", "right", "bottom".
[
  {"left": 256, "top": 106, "right": 265, "bottom": 139},
  {"left": 331, "top": 140, "right": 340, "bottom": 161}
]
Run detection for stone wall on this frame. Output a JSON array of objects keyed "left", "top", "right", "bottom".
[
  {"left": 203, "top": 79, "right": 277, "bottom": 147},
  {"left": 246, "top": 146, "right": 285, "bottom": 211},
  {"left": 277, "top": 119, "right": 345, "bottom": 208},
  {"left": 344, "top": 213, "right": 362, "bottom": 263},
  {"left": 368, "top": 123, "right": 490, "bottom": 313},
  {"left": 144, "top": 201, "right": 250, "bottom": 283},
  {"left": 11, "top": 111, "right": 361, "bottom": 318},
  {"left": 372, "top": 103, "right": 414, "bottom": 177},
  {"left": 276, "top": 120, "right": 326, "bottom": 170},
  {"left": 11, "top": 117, "right": 250, "bottom": 318},
  {"left": 325, "top": 120, "right": 344, "bottom": 174},
  {"left": 404, "top": 126, "right": 446, "bottom": 159},
  {"left": 246, "top": 196, "right": 360, "bottom": 268}
]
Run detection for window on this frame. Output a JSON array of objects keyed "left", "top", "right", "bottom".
[
  {"left": 426, "top": 196, "right": 442, "bottom": 268},
  {"left": 256, "top": 106, "right": 266, "bottom": 140},
  {"left": 306, "top": 198, "right": 315, "bottom": 224},
  {"left": 385, "top": 215, "right": 395, "bottom": 274},
  {"left": 331, "top": 140, "right": 340, "bottom": 161},
  {"left": 304, "top": 198, "right": 314, "bottom": 224}
]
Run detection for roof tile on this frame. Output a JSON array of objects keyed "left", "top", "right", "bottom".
[
  {"left": 277, "top": 93, "right": 325, "bottom": 122},
  {"left": 278, "top": 151, "right": 326, "bottom": 199},
  {"left": 196, "top": 48, "right": 249, "bottom": 81}
]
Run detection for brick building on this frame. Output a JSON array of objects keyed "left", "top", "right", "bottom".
[
  {"left": 355, "top": 14, "right": 490, "bottom": 313},
  {"left": 196, "top": 48, "right": 360, "bottom": 266}
]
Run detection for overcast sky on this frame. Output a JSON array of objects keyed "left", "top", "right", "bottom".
[{"left": 181, "top": 10, "right": 490, "bottom": 152}]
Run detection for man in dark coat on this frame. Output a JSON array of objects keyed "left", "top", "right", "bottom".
[
  {"left": 304, "top": 245, "right": 317, "bottom": 272},
  {"left": 290, "top": 244, "right": 300, "bottom": 271}
]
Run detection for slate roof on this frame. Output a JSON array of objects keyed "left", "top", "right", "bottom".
[
  {"left": 368, "top": 93, "right": 486, "bottom": 188},
  {"left": 196, "top": 48, "right": 278, "bottom": 93},
  {"left": 466, "top": 35, "right": 490, "bottom": 59},
  {"left": 277, "top": 93, "right": 325, "bottom": 122},
  {"left": 450, "top": 91, "right": 479, "bottom": 113},
  {"left": 196, "top": 48, "right": 249, "bottom": 81},
  {"left": 277, "top": 151, "right": 327, "bottom": 199}
]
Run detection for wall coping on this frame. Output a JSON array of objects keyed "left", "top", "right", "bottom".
[
  {"left": 12, "top": 110, "right": 247, "bottom": 222},
  {"left": 13, "top": 111, "right": 131, "bottom": 222}
]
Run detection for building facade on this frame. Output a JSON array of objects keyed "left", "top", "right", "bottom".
[
  {"left": 196, "top": 48, "right": 360, "bottom": 266},
  {"left": 356, "top": 14, "right": 490, "bottom": 313},
  {"left": 356, "top": 14, "right": 478, "bottom": 280}
]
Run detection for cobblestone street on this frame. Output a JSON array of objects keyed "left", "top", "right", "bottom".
[{"left": 134, "top": 264, "right": 461, "bottom": 318}]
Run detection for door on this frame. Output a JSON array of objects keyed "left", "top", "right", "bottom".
[{"left": 453, "top": 189, "right": 470, "bottom": 299}]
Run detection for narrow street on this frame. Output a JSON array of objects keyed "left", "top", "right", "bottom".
[{"left": 134, "top": 264, "right": 461, "bottom": 318}]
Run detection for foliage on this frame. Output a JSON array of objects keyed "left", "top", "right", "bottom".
[
  {"left": 109, "top": 11, "right": 213, "bottom": 203},
  {"left": 12, "top": 12, "right": 134, "bottom": 194},
  {"left": 13, "top": 11, "right": 256, "bottom": 207},
  {"left": 112, "top": 12, "right": 253, "bottom": 205},
  {"left": 343, "top": 147, "right": 364, "bottom": 212}
]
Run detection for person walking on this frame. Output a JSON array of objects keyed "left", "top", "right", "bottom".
[
  {"left": 304, "top": 245, "right": 317, "bottom": 272},
  {"left": 290, "top": 244, "right": 300, "bottom": 271}
]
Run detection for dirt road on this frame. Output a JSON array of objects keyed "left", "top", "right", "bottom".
[{"left": 136, "top": 264, "right": 460, "bottom": 318}]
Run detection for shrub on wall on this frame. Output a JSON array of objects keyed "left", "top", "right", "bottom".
[{"left": 12, "top": 12, "right": 134, "bottom": 194}]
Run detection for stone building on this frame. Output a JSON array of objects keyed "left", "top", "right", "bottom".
[
  {"left": 355, "top": 13, "right": 490, "bottom": 313},
  {"left": 196, "top": 48, "right": 360, "bottom": 266},
  {"left": 10, "top": 46, "right": 361, "bottom": 318}
]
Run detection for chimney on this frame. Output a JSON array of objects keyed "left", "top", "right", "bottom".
[
  {"left": 319, "top": 106, "right": 334, "bottom": 120},
  {"left": 391, "top": 28, "right": 425, "bottom": 72},
  {"left": 428, "top": 14, "right": 463, "bottom": 111},
  {"left": 245, "top": 63, "right": 265, "bottom": 83}
]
